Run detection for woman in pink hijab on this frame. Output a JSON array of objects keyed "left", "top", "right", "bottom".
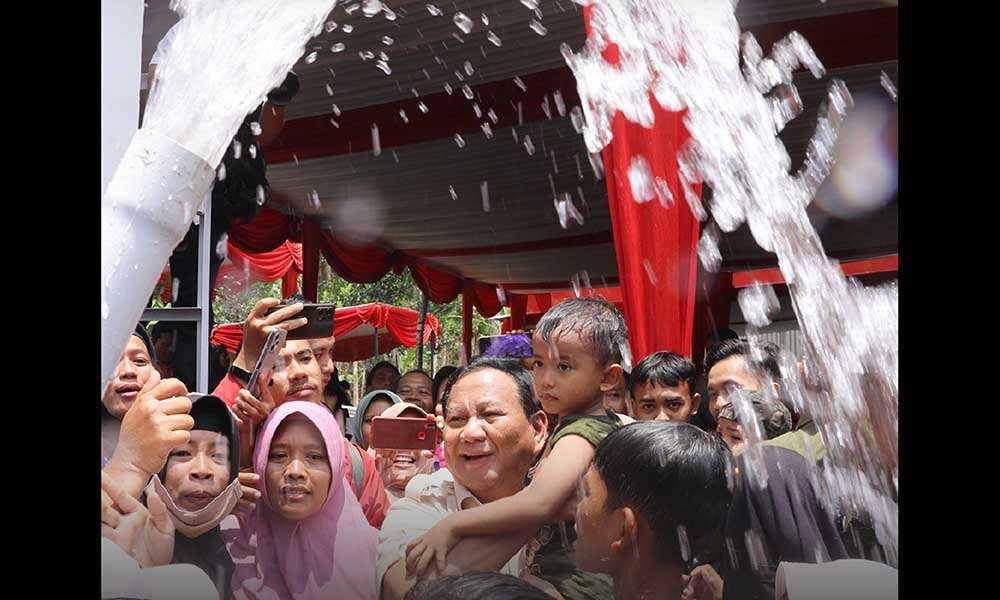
[{"left": 227, "top": 401, "right": 377, "bottom": 600}]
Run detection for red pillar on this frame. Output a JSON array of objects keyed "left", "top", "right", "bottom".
[{"left": 302, "top": 217, "right": 320, "bottom": 302}]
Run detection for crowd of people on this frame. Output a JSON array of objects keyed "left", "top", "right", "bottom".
[{"left": 100, "top": 296, "right": 897, "bottom": 600}]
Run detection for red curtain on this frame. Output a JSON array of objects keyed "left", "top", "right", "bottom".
[
  {"left": 228, "top": 206, "right": 298, "bottom": 253},
  {"left": 585, "top": 6, "right": 701, "bottom": 362},
  {"left": 318, "top": 230, "right": 401, "bottom": 283}
]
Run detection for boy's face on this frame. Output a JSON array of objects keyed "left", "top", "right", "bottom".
[
  {"left": 531, "top": 329, "right": 619, "bottom": 417},
  {"left": 718, "top": 417, "right": 746, "bottom": 454},
  {"left": 631, "top": 381, "right": 700, "bottom": 423}
]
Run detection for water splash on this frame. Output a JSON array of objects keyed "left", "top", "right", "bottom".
[
  {"left": 453, "top": 12, "right": 475, "bottom": 34},
  {"left": 565, "top": 0, "right": 898, "bottom": 555}
]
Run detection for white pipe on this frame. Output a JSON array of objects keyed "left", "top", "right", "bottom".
[{"left": 101, "top": 129, "right": 215, "bottom": 391}]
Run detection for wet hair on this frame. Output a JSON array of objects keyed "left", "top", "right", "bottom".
[
  {"left": 393, "top": 369, "right": 432, "bottom": 392},
  {"left": 704, "top": 338, "right": 782, "bottom": 383},
  {"left": 432, "top": 365, "right": 459, "bottom": 408},
  {"left": 365, "top": 360, "right": 401, "bottom": 388},
  {"left": 631, "top": 351, "right": 698, "bottom": 398},
  {"left": 535, "top": 297, "right": 629, "bottom": 367},
  {"left": 404, "top": 571, "right": 552, "bottom": 600},
  {"left": 593, "top": 421, "right": 732, "bottom": 566},
  {"left": 442, "top": 356, "right": 541, "bottom": 420}
]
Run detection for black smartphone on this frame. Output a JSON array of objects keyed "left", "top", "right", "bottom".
[{"left": 266, "top": 303, "right": 336, "bottom": 340}]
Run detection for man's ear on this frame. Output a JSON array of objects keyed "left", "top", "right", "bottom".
[
  {"left": 599, "top": 364, "right": 624, "bottom": 393},
  {"left": 609, "top": 506, "right": 638, "bottom": 556},
  {"left": 691, "top": 392, "right": 702, "bottom": 416}
]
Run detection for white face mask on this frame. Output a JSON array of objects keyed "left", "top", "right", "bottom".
[{"left": 145, "top": 474, "right": 243, "bottom": 538}]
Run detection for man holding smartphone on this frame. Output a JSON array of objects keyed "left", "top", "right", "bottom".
[{"left": 211, "top": 297, "right": 391, "bottom": 528}]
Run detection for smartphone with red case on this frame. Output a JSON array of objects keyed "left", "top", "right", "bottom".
[{"left": 370, "top": 416, "right": 438, "bottom": 451}]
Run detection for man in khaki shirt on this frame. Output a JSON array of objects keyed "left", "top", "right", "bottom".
[{"left": 377, "top": 358, "right": 551, "bottom": 600}]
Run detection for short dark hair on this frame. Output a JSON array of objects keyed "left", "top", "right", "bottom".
[
  {"left": 150, "top": 321, "right": 175, "bottom": 341},
  {"left": 404, "top": 571, "right": 552, "bottom": 600},
  {"left": 631, "top": 351, "right": 697, "bottom": 398},
  {"left": 432, "top": 365, "right": 460, "bottom": 408},
  {"left": 703, "top": 338, "right": 782, "bottom": 383},
  {"left": 393, "top": 369, "right": 432, "bottom": 392},
  {"left": 705, "top": 327, "right": 739, "bottom": 345},
  {"left": 594, "top": 421, "right": 732, "bottom": 566},
  {"left": 535, "top": 297, "right": 629, "bottom": 367},
  {"left": 442, "top": 356, "right": 541, "bottom": 419},
  {"left": 365, "top": 360, "right": 401, "bottom": 388}
]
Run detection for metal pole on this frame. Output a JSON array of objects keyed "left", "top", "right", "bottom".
[
  {"left": 416, "top": 292, "right": 429, "bottom": 371},
  {"left": 195, "top": 192, "right": 211, "bottom": 393}
]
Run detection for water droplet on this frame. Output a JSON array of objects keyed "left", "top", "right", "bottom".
[
  {"left": 382, "top": 35, "right": 394, "bottom": 46},
  {"left": 325, "top": 84, "right": 334, "bottom": 97},
  {"left": 324, "top": 21, "right": 338, "bottom": 32},
  {"left": 481, "top": 13, "right": 489, "bottom": 26},
  {"left": 102, "top": 301, "right": 110, "bottom": 320},
  {"left": 292, "top": 153, "right": 299, "bottom": 165},
  {"left": 523, "top": 135, "right": 535, "bottom": 156},
  {"left": 345, "top": 3, "right": 360, "bottom": 15},
  {"left": 481, "top": 181, "right": 490, "bottom": 212},
  {"left": 628, "top": 156, "right": 655, "bottom": 203},
  {"left": 462, "top": 85, "right": 474, "bottom": 100},
  {"left": 880, "top": 71, "right": 898, "bottom": 102},
  {"left": 480, "top": 122, "right": 493, "bottom": 139},
  {"left": 554, "top": 91, "right": 566, "bottom": 117},
  {"left": 444, "top": 82, "right": 453, "bottom": 95},
  {"left": 371, "top": 124, "right": 382, "bottom": 156},
  {"left": 454, "top": 134, "right": 466, "bottom": 148},
  {"left": 248, "top": 144, "right": 257, "bottom": 159},
  {"left": 738, "top": 283, "right": 780, "bottom": 328},
  {"left": 513, "top": 76, "right": 527, "bottom": 92},
  {"left": 464, "top": 61, "right": 474, "bottom": 76},
  {"left": 331, "top": 42, "right": 346, "bottom": 53},
  {"left": 473, "top": 104, "right": 483, "bottom": 118},
  {"left": 249, "top": 121, "right": 262, "bottom": 136},
  {"left": 529, "top": 20, "right": 548, "bottom": 36},
  {"left": 455, "top": 70, "right": 465, "bottom": 82},
  {"left": 487, "top": 30, "right": 502, "bottom": 47},
  {"left": 384, "top": 7, "right": 397, "bottom": 20},
  {"left": 232, "top": 140, "right": 242, "bottom": 159},
  {"left": 376, "top": 60, "right": 391, "bottom": 75},
  {"left": 256, "top": 185, "right": 266, "bottom": 205},
  {"left": 487, "top": 108, "right": 498, "bottom": 124},
  {"left": 304, "top": 51, "right": 318, "bottom": 64},
  {"left": 309, "top": 190, "right": 320, "bottom": 209},
  {"left": 379, "top": 51, "right": 389, "bottom": 62},
  {"left": 217, "top": 163, "right": 227, "bottom": 181},
  {"left": 453, "top": 12, "right": 475, "bottom": 34},
  {"left": 449, "top": 185, "right": 458, "bottom": 200},
  {"left": 541, "top": 95, "right": 552, "bottom": 119},
  {"left": 342, "top": 24, "right": 354, "bottom": 33},
  {"left": 362, "top": 0, "right": 383, "bottom": 18},
  {"left": 588, "top": 152, "right": 604, "bottom": 180},
  {"left": 643, "top": 260, "right": 658, "bottom": 284},
  {"left": 418, "top": 101, "right": 429, "bottom": 114},
  {"left": 215, "top": 232, "right": 229, "bottom": 260},
  {"left": 360, "top": 50, "right": 375, "bottom": 60},
  {"left": 654, "top": 178, "right": 674, "bottom": 208},
  {"left": 172, "top": 278, "right": 181, "bottom": 303},
  {"left": 426, "top": 3, "right": 443, "bottom": 17},
  {"left": 521, "top": 0, "right": 538, "bottom": 9},
  {"left": 399, "top": 109, "right": 409, "bottom": 124}
]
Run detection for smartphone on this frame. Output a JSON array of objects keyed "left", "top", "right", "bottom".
[
  {"left": 247, "top": 328, "right": 287, "bottom": 398},
  {"left": 245, "top": 328, "right": 286, "bottom": 442},
  {"left": 370, "top": 416, "right": 439, "bottom": 451},
  {"left": 266, "top": 303, "right": 335, "bottom": 340}
]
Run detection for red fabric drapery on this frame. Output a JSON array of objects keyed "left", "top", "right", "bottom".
[
  {"left": 211, "top": 323, "right": 244, "bottom": 353},
  {"left": 228, "top": 206, "right": 298, "bottom": 253},
  {"left": 585, "top": 6, "right": 701, "bottom": 362},
  {"left": 223, "top": 241, "right": 303, "bottom": 298},
  {"left": 209, "top": 304, "right": 441, "bottom": 363}
]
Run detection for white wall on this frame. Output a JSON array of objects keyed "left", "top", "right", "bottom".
[{"left": 101, "top": 0, "right": 144, "bottom": 197}]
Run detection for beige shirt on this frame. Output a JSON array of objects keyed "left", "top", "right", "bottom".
[{"left": 375, "top": 469, "right": 528, "bottom": 597}]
